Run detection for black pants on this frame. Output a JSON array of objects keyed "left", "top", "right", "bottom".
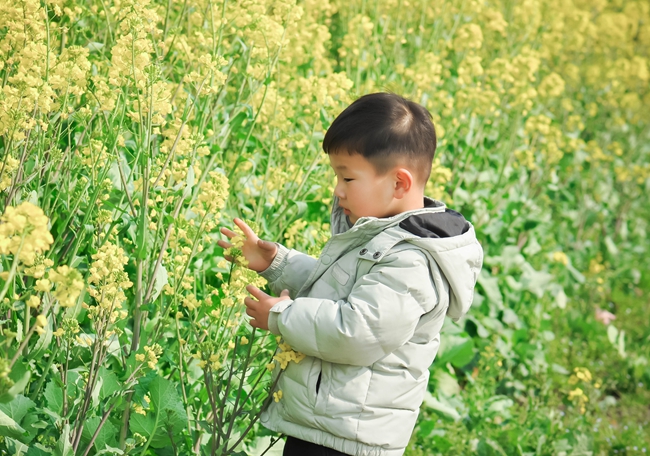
[{"left": 283, "top": 436, "right": 351, "bottom": 456}]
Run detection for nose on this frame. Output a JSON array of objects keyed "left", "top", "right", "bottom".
[{"left": 333, "top": 179, "right": 345, "bottom": 199}]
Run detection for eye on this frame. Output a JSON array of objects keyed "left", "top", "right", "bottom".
[{"left": 343, "top": 178, "right": 353, "bottom": 182}]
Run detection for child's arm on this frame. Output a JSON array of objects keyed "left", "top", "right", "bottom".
[
  {"left": 266, "top": 249, "right": 440, "bottom": 367},
  {"left": 257, "top": 244, "right": 318, "bottom": 297}
]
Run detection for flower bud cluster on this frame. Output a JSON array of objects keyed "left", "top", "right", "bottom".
[{"left": 87, "top": 242, "right": 133, "bottom": 323}]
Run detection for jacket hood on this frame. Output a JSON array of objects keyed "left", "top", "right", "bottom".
[{"left": 330, "top": 195, "right": 483, "bottom": 321}]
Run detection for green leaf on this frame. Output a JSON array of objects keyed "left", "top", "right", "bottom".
[
  {"left": 86, "top": 42, "right": 105, "bottom": 52},
  {"left": 0, "top": 394, "right": 35, "bottom": 424},
  {"left": 436, "top": 334, "right": 475, "bottom": 368},
  {"left": 607, "top": 325, "right": 618, "bottom": 345},
  {"left": 566, "top": 262, "right": 586, "bottom": 284},
  {"left": 4, "top": 437, "right": 29, "bottom": 455},
  {"left": 0, "top": 408, "right": 27, "bottom": 439},
  {"left": 484, "top": 395, "right": 514, "bottom": 417},
  {"left": 432, "top": 370, "right": 460, "bottom": 396},
  {"left": 55, "top": 424, "right": 74, "bottom": 456},
  {"left": 136, "top": 220, "right": 151, "bottom": 260},
  {"left": 617, "top": 329, "right": 626, "bottom": 358},
  {"left": 520, "top": 263, "right": 554, "bottom": 297},
  {"left": 81, "top": 416, "right": 118, "bottom": 451},
  {"left": 91, "top": 376, "right": 103, "bottom": 410},
  {"left": 98, "top": 367, "right": 121, "bottom": 399},
  {"left": 0, "top": 362, "right": 31, "bottom": 403},
  {"left": 290, "top": 200, "right": 308, "bottom": 217},
  {"left": 477, "top": 438, "right": 507, "bottom": 456},
  {"left": 477, "top": 270, "right": 503, "bottom": 307},
  {"left": 149, "top": 376, "right": 187, "bottom": 428},
  {"left": 131, "top": 376, "right": 187, "bottom": 449},
  {"left": 150, "top": 265, "right": 168, "bottom": 302},
  {"left": 604, "top": 236, "right": 618, "bottom": 255},
  {"left": 129, "top": 411, "right": 157, "bottom": 438},
  {"left": 422, "top": 391, "right": 463, "bottom": 421},
  {"left": 182, "top": 165, "right": 196, "bottom": 199},
  {"left": 44, "top": 380, "right": 64, "bottom": 415}
]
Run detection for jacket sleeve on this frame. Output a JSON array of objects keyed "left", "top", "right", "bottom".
[
  {"left": 267, "top": 249, "right": 439, "bottom": 366},
  {"left": 258, "top": 243, "right": 318, "bottom": 298}
]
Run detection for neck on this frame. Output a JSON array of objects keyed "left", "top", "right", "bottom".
[{"left": 386, "top": 192, "right": 425, "bottom": 217}]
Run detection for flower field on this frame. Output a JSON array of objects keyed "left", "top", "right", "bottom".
[{"left": 0, "top": 0, "right": 649, "bottom": 454}]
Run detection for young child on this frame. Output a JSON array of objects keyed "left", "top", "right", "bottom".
[{"left": 218, "top": 93, "right": 483, "bottom": 456}]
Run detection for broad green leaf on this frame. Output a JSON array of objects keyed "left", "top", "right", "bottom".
[
  {"left": 131, "top": 376, "right": 187, "bottom": 448},
  {"left": 0, "top": 409, "right": 26, "bottom": 439},
  {"left": 149, "top": 376, "right": 187, "bottom": 424},
  {"left": 26, "top": 443, "right": 54, "bottom": 455},
  {"left": 0, "top": 394, "right": 35, "bottom": 424},
  {"left": 55, "top": 423, "right": 74, "bottom": 456},
  {"left": 436, "top": 334, "right": 475, "bottom": 368},
  {"left": 81, "top": 416, "right": 118, "bottom": 451},
  {"left": 44, "top": 381, "right": 63, "bottom": 415},
  {"left": 4, "top": 437, "right": 29, "bottom": 455},
  {"left": 98, "top": 367, "right": 121, "bottom": 399},
  {"left": 129, "top": 412, "right": 157, "bottom": 439}
]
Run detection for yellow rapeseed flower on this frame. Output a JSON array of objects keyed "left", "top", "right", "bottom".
[{"left": 0, "top": 202, "right": 54, "bottom": 266}]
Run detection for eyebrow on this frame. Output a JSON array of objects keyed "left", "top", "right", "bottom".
[{"left": 333, "top": 165, "right": 348, "bottom": 171}]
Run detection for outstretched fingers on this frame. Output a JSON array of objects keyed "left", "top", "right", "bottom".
[
  {"left": 233, "top": 218, "right": 257, "bottom": 240},
  {"left": 220, "top": 227, "right": 237, "bottom": 239},
  {"left": 216, "top": 239, "right": 231, "bottom": 249}
]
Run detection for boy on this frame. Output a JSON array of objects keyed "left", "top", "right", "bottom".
[{"left": 218, "top": 93, "right": 483, "bottom": 456}]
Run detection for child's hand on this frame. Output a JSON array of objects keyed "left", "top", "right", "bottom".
[
  {"left": 217, "top": 218, "right": 278, "bottom": 272},
  {"left": 244, "top": 285, "right": 291, "bottom": 330}
]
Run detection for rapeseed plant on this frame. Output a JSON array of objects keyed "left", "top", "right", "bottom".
[{"left": 0, "top": 0, "right": 648, "bottom": 453}]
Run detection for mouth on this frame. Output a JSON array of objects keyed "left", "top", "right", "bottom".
[{"left": 341, "top": 208, "right": 351, "bottom": 215}]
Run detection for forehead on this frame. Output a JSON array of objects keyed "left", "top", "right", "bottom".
[{"left": 328, "top": 152, "right": 376, "bottom": 173}]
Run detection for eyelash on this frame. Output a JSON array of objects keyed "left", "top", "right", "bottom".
[{"left": 343, "top": 178, "right": 353, "bottom": 182}]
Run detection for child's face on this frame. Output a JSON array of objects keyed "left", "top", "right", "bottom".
[{"left": 328, "top": 152, "right": 397, "bottom": 225}]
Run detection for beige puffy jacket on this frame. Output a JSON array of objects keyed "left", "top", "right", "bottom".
[{"left": 259, "top": 196, "right": 483, "bottom": 456}]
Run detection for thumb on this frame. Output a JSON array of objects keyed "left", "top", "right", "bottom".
[
  {"left": 258, "top": 239, "right": 276, "bottom": 250},
  {"left": 280, "top": 289, "right": 290, "bottom": 297}
]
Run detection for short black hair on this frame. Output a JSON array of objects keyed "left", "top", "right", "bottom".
[{"left": 322, "top": 92, "right": 437, "bottom": 185}]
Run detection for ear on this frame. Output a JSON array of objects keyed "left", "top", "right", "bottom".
[{"left": 393, "top": 168, "right": 414, "bottom": 199}]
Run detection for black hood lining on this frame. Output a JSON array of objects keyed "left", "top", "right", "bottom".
[{"left": 399, "top": 207, "right": 470, "bottom": 238}]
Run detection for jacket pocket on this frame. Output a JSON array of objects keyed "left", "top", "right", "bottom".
[
  {"left": 314, "top": 360, "right": 331, "bottom": 415},
  {"left": 307, "top": 357, "right": 321, "bottom": 408}
]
